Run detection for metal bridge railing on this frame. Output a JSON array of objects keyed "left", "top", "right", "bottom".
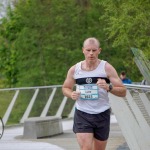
[
  {"left": 0, "top": 85, "right": 75, "bottom": 126},
  {"left": 110, "top": 84, "right": 150, "bottom": 150},
  {"left": 131, "top": 47, "right": 150, "bottom": 84},
  {"left": 0, "top": 84, "right": 150, "bottom": 149}
]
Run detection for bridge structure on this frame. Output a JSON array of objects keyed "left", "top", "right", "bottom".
[
  {"left": 131, "top": 47, "right": 150, "bottom": 84},
  {"left": 0, "top": 84, "right": 150, "bottom": 150}
]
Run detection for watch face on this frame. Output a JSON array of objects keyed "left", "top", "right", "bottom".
[{"left": 109, "top": 84, "right": 113, "bottom": 91}]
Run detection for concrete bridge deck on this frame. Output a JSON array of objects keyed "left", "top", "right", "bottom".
[{"left": 1, "top": 115, "right": 129, "bottom": 150}]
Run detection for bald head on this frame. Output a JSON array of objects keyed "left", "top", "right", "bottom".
[{"left": 83, "top": 37, "right": 100, "bottom": 48}]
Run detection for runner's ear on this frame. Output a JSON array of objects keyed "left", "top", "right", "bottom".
[{"left": 99, "top": 48, "right": 102, "bottom": 52}]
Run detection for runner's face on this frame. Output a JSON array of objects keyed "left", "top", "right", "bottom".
[{"left": 82, "top": 44, "right": 100, "bottom": 61}]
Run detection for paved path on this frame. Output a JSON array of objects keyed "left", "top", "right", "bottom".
[{"left": 0, "top": 116, "right": 129, "bottom": 150}]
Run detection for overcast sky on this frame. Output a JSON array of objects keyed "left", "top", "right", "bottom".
[{"left": 0, "top": 0, "right": 12, "bottom": 18}]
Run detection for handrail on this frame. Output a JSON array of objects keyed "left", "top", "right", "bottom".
[
  {"left": 0, "top": 84, "right": 150, "bottom": 91},
  {"left": 125, "top": 84, "right": 150, "bottom": 90},
  {"left": 0, "top": 85, "right": 62, "bottom": 91}
]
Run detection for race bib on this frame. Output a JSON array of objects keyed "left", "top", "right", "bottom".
[{"left": 77, "top": 84, "right": 99, "bottom": 100}]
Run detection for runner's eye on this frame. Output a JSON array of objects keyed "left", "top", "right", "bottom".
[{"left": 85, "top": 49, "right": 97, "bottom": 52}]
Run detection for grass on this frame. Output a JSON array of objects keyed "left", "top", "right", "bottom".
[{"left": 0, "top": 91, "right": 15, "bottom": 117}]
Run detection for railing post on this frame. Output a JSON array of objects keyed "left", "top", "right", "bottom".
[
  {"left": 20, "top": 88, "right": 39, "bottom": 123},
  {"left": 68, "top": 103, "right": 75, "bottom": 118},
  {"left": 40, "top": 87, "right": 57, "bottom": 117},
  {"left": 55, "top": 96, "right": 68, "bottom": 117},
  {"left": 3, "top": 90, "right": 20, "bottom": 125}
]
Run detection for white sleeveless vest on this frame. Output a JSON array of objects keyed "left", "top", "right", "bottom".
[{"left": 73, "top": 60, "right": 110, "bottom": 114}]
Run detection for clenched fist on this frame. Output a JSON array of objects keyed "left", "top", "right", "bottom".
[{"left": 71, "top": 91, "right": 80, "bottom": 100}]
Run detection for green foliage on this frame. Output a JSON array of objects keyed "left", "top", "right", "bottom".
[
  {"left": 98, "top": 0, "right": 150, "bottom": 80},
  {"left": 99, "top": 0, "right": 150, "bottom": 55},
  {"left": 0, "top": 0, "right": 104, "bottom": 87},
  {"left": 0, "top": 0, "right": 149, "bottom": 87}
]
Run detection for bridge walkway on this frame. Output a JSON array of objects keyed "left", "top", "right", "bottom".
[
  {"left": 1, "top": 84, "right": 150, "bottom": 149},
  {"left": 1, "top": 116, "right": 129, "bottom": 150}
]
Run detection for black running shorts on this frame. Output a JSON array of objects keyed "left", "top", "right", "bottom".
[{"left": 73, "top": 108, "right": 111, "bottom": 141}]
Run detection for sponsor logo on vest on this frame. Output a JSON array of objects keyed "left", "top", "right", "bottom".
[{"left": 86, "top": 78, "right": 92, "bottom": 84}]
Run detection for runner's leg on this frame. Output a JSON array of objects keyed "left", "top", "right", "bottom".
[
  {"left": 93, "top": 138, "right": 107, "bottom": 150},
  {"left": 76, "top": 133, "right": 94, "bottom": 150}
]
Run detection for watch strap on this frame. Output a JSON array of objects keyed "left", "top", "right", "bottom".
[{"left": 108, "top": 84, "right": 113, "bottom": 92}]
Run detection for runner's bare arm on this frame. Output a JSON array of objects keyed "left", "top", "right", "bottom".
[
  {"left": 105, "top": 62, "right": 126, "bottom": 97},
  {"left": 62, "top": 66, "right": 80, "bottom": 100}
]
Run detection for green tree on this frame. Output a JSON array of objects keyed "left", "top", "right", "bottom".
[
  {"left": 99, "top": 0, "right": 150, "bottom": 52},
  {"left": 99, "top": 0, "right": 150, "bottom": 80},
  {"left": 1, "top": 0, "right": 148, "bottom": 87},
  {"left": 0, "top": 0, "right": 106, "bottom": 87}
]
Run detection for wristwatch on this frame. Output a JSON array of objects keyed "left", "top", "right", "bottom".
[{"left": 108, "top": 84, "right": 113, "bottom": 92}]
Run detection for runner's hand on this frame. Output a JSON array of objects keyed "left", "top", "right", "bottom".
[
  {"left": 71, "top": 91, "right": 80, "bottom": 100},
  {"left": 97, "top": 78, "right": 109, "bottom": 91}
]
